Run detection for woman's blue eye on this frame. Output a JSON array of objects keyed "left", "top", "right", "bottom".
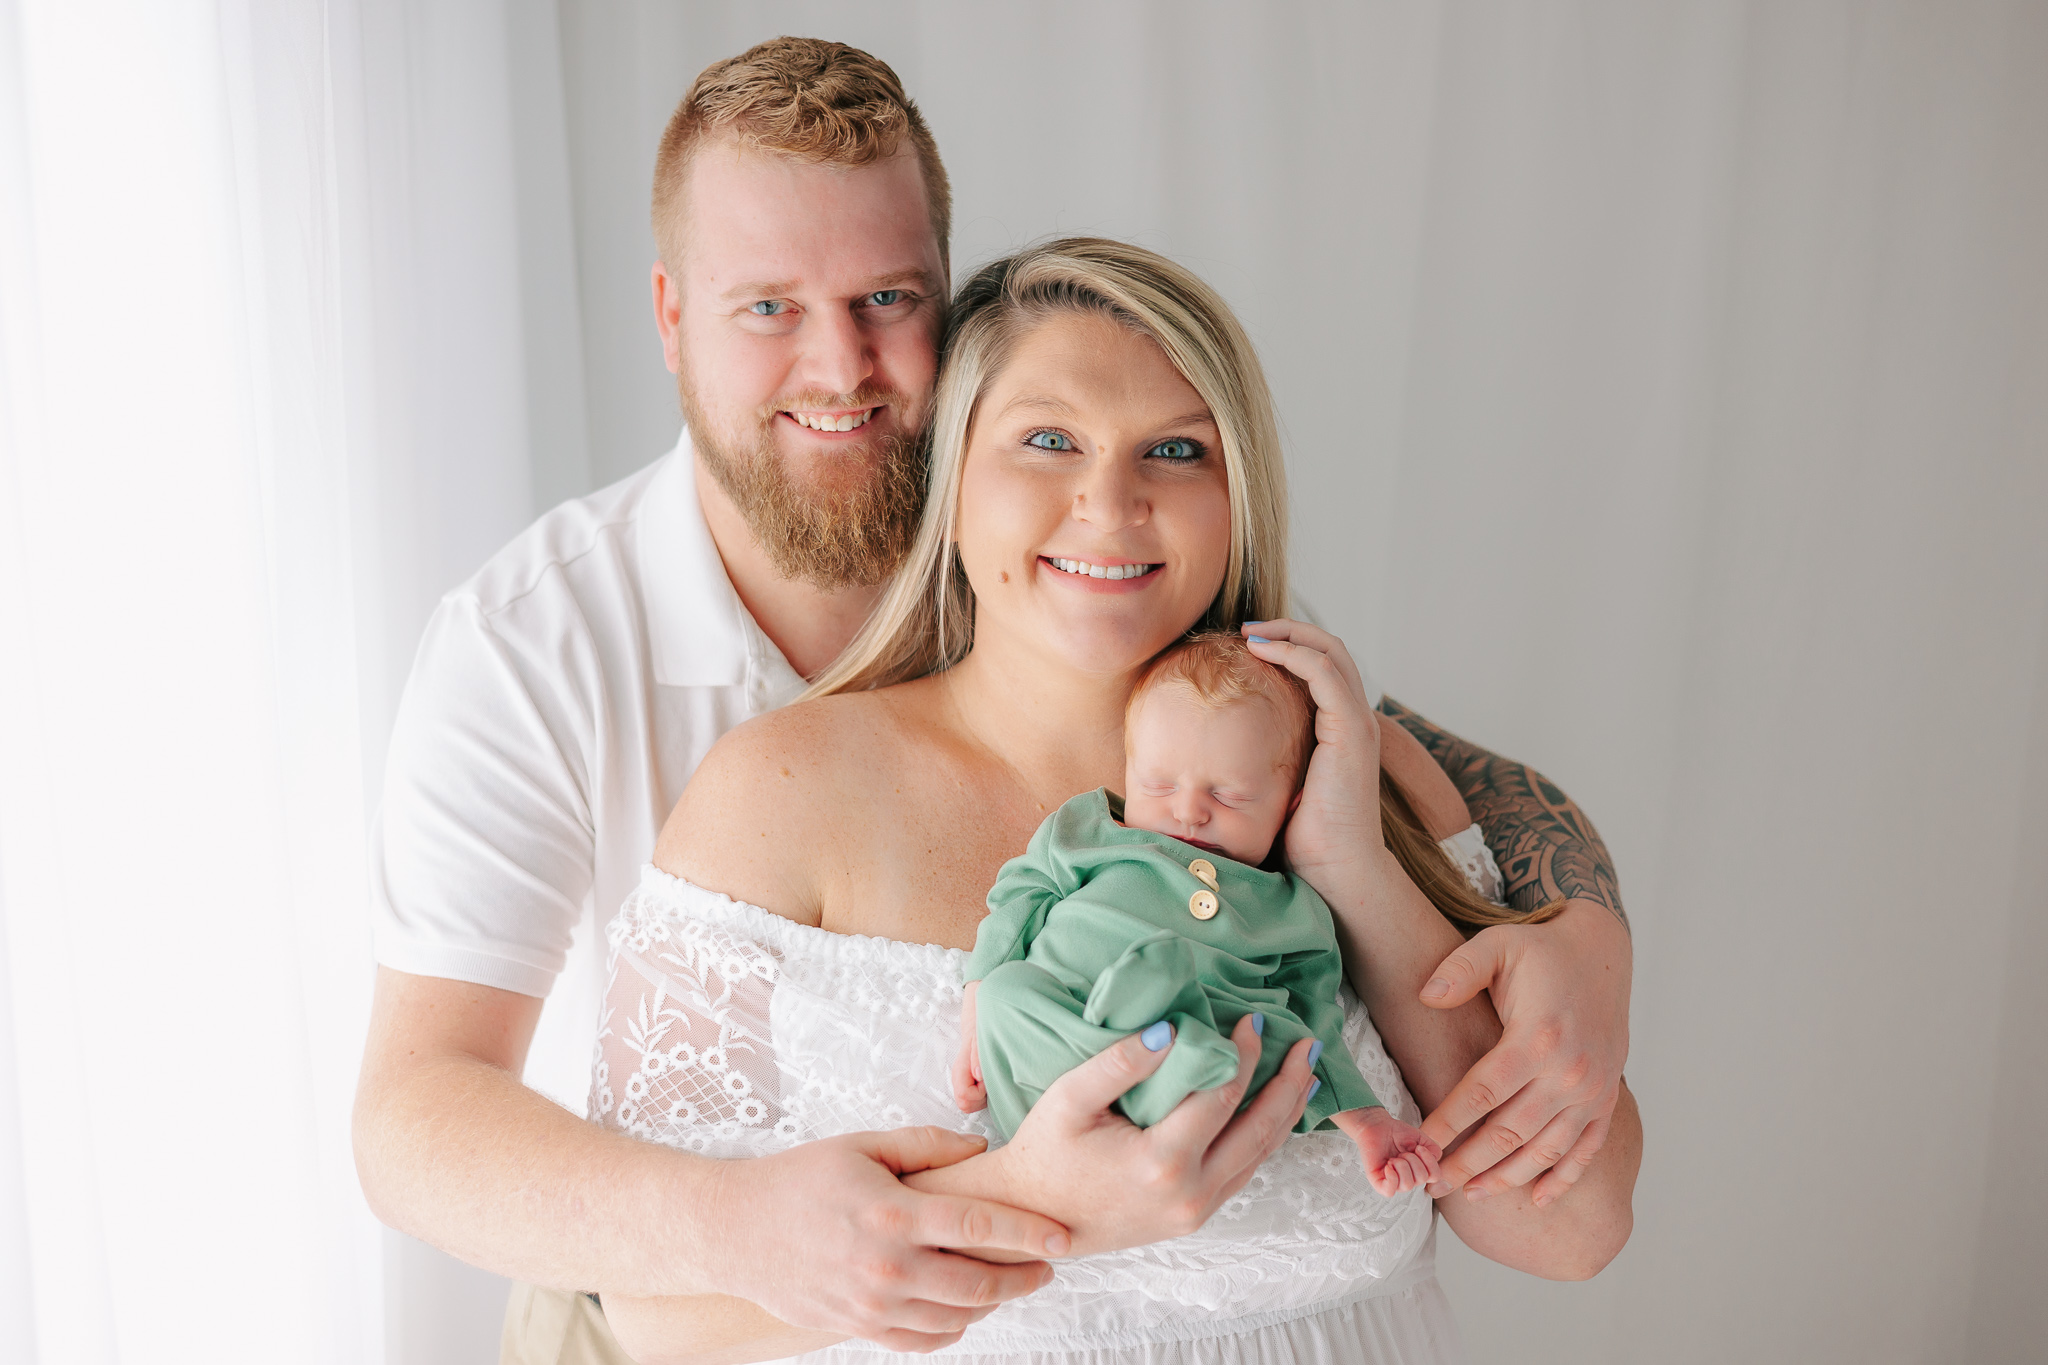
[
  {"left": 750, "top": 300, "right": 789, "bottom": 316},
  {"left": 1150, "top": 439, "right": 1201, "bottom": 461},
  {"left": 866, "top": 289, "right": 904, "bottom": 306},
  {"left": 1025, "top": 430, "right": 1075, "bottom": 451}
]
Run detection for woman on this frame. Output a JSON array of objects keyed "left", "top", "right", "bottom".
[{"left": 593, "top": 239, "right": 1639, "bottom": 1362}]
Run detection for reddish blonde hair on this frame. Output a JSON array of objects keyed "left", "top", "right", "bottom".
[
  {"left": 1125, "top": 631, "right": 1315, "bottom": 781},
  {"left": 651, "top": 36, "right": 951, "bottom": 269}
]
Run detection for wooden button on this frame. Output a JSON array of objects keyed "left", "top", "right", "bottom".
[
  {"left": 1188, "top": 858, "right": 1218, "bottom": 889},
  {"left": 1189, "top": 889, "right": 1219, "bottom": 920}
]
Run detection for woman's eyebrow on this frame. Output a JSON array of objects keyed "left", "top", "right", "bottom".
[{"left": 998, "top": 393, "right": 1079, "bottom": 418}]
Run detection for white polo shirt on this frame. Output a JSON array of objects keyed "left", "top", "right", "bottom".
[{"left": 372, "top": 429, "right": 805, "bottom": 1108}]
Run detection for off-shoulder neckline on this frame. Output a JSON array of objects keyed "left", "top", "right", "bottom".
[{"left": 633, "top": 864, "right": 969, "bottom": 972}]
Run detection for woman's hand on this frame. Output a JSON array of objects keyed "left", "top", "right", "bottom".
[
  {"left": 1241, "top": 620, "right": 1637, "bottom": 1223},
  {"left": 1238, "top": 619, "right": 1385, "bottom": 882},
  {"left": 910, "top": 1015, "right": 1318, "bottom": 1256}
]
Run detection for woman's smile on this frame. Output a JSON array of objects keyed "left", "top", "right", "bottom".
[{"left": 1038, "top": 555, "right": 1165, "bottom": 591}]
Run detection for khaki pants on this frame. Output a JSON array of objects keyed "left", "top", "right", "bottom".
[{"left": 501, "top": 1283, "right": 638, "bottom": 1365}]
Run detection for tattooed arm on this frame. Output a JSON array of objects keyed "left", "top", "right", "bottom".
[
  {"left": 1379, "top": 696, "right": 1626, "bottom": 926},
  {"left": 1376, "top": 696, "right": 1637, "bottom": 1212}
]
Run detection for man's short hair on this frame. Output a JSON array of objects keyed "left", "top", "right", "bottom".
[{"left": 651, "top": 36, "right": 951, "bottom": 270}]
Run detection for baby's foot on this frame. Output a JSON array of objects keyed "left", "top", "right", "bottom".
[{"left": 1330, "top": 1106, "right": 1444, "bottom": 1197}]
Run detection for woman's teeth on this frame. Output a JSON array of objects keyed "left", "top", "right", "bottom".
[
  {"left": 1048, "top": 558, "right": 1161, "bottom": 581},
  {"left": 787, "top": 408, "right": 877, "bottom": 432}
]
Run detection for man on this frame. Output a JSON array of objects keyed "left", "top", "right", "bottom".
[{"left": 353, "top": 36, "right": 1635, "bottom": 1362}]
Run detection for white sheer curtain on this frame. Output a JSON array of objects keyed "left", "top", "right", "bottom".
[
  {"left": 4, "top": 2, "right": 2046, "bottom": 1363},
  {"left": 0, "top": 1, "right": 546, "bottom": 1360}
]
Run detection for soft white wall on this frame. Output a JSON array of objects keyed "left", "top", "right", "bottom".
[{"left": 516, "top": 2, "right": 2048, "bottom": 1362}]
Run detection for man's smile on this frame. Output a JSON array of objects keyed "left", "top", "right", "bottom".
[{"left": 781, "top": 407, "right": 879, "bottom": 433}]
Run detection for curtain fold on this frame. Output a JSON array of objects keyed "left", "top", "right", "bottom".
[{"left": 0, "top": 2, "right": 545, "bottom": 1360}]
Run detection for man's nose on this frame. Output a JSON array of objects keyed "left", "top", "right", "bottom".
[
  {"left": 797, "top": 304, "right": 874, "bottom": 398},
  {"left": 1071, "top": 454, "right": 1147, "bottom": 532}
]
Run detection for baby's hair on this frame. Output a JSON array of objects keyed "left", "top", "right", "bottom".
[{"left": 1125, "top": 631, "right": 1314, "bottom": 784}]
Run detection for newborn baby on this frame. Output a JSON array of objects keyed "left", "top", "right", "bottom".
[{"left": 951, "top": 631, "right": 1442, "bottom": 1196}]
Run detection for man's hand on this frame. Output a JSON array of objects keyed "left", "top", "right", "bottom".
[
  {"left": 1417, "top": 899, "right": 1631, "bottom": 1207},
  {"left": 704, "top": 1126, "right": 1070, "bottom": 1352}
]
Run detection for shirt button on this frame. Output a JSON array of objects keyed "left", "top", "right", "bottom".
[
  {"left": 1188, "top": 858, "right": 1218, "bottom": 890},
  {"left": 1189, "top": 889, "right": 1219, "bottom": 920}
]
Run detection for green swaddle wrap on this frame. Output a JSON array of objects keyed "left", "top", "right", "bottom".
[{"left": 964, "top": 788, "right": 1380, "bottom": 1139}]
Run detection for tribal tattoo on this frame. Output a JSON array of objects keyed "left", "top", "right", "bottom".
[{"left": 1379, "top": 696, "right": 1627, "bottom": 928}]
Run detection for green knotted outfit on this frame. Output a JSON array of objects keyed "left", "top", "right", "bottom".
[{"left": 964, "top": 788, "right": 1380, "bottom": 1140}]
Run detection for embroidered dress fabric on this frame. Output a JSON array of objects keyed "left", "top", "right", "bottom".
[{"left": 589, "top": 834, "right": 1508, "bottom": 1363}]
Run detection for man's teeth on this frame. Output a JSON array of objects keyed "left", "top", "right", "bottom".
[
  {"left": 1048, "top": 557, "right": 1161, "bottom": 581},
  {"left": 788, "top": 408, "right": 877, "bottom": 432}
]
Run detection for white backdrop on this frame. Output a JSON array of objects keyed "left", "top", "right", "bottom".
[{"left": 3, "top": 2, "right": 2044, "bottom": 1363}]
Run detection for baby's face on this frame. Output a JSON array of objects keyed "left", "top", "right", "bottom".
[{"left": 1121, "top": 686, "right": 1300, "bottom": 866}]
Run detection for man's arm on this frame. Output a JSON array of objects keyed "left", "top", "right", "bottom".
[
  {"left": 352, "top": 968, "right": 1064, "bottom": 1353},
  {"left": 1372, "top": 695, "right": 1634, "bottom": 1207},
  {"left": 1378, "top": 695, "right": 1625, "bottom": 926},
  {"left": 353, "top": 969, "right": 716, "bottom": 1295}
]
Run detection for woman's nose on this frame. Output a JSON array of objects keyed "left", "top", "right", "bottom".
[{"left": 1071, "top": 455, "right": 1147, "bottom": 532}]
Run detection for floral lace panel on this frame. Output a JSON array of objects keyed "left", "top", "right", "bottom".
[{"left": 589, "top": 869, "right": 1440, "bottom": 1337}]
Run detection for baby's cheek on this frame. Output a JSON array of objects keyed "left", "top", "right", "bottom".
[{"left": 1121, "top": 793, "right": 1170, "bottom": 837}]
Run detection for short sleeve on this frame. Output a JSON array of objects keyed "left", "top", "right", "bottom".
[{"left": 371, "top": 595, "right": 595, "bottom": 997}]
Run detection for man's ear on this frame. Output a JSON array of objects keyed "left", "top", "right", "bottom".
[{"left": 651, "top": 261, "right": 684, "bottom": 374}]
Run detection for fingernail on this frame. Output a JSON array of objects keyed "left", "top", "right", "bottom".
[
  {"left": 1247, "top": 635, "right": 1272, "bottom": 644},
  {"left": 1421, "top": 978, "right": 1450, "bottom": 1001},
  {"left": 1045, "top": 1231, "right": 1070, "bottom": 1255},
  {"left": 1426, "top": 1182, "right": 1448, "bottom": 1198},
  {"left": 1250, "top": 1013, "right": 1265, "bottom": 1036},
  {"left": 1243, "top": 620, "right": 1265, "bottom": 627},
  {"left": 1466, "top": 1185, "right": 1491, "bottom": 1202},
  {"left": 1141, "top": 1020, "right": 1173, "bottom": 1051},
  {"left": 1307, "top": 1039, "right": 1324, "bottom": 1069},
  {"left": 1305, "top": 1078, "right": 1321, "bottom": 1104}
]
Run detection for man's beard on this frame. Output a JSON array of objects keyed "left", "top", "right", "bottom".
[{"left": 679, "top": 376, "right": 927, "bottom": 591}]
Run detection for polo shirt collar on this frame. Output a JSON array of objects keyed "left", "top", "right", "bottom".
[{"left": 639, "top": 427, "right": 794, "bottom": 690}]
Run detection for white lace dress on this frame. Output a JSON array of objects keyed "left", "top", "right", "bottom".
[{"left": 590, "top": 828, "right": 1505, "bottom": 1364}]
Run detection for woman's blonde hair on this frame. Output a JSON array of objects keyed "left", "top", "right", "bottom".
[
  {"left": 807, "top": 237, "right": 1289, "bottom": 698},
  {"left": 808, "top": 236, "right": 1555, "bottom": 934}
]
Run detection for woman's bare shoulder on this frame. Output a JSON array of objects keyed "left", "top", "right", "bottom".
[{"left": 653, "top": 686, "right": 937, "bottom": 924}]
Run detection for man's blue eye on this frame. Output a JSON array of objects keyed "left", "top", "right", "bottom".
[
  {"left": 867, "top": 290, "right": 904, "bottom": 306},
  {"left": 750, "top": 300, "right": 789, "bottom": 316},
  {"left": 1026, "top": 431, "right": 1075, "bottom": 451},
  {"left": 1150, "top": 439, "right": 1200, "bottom": 461}
]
